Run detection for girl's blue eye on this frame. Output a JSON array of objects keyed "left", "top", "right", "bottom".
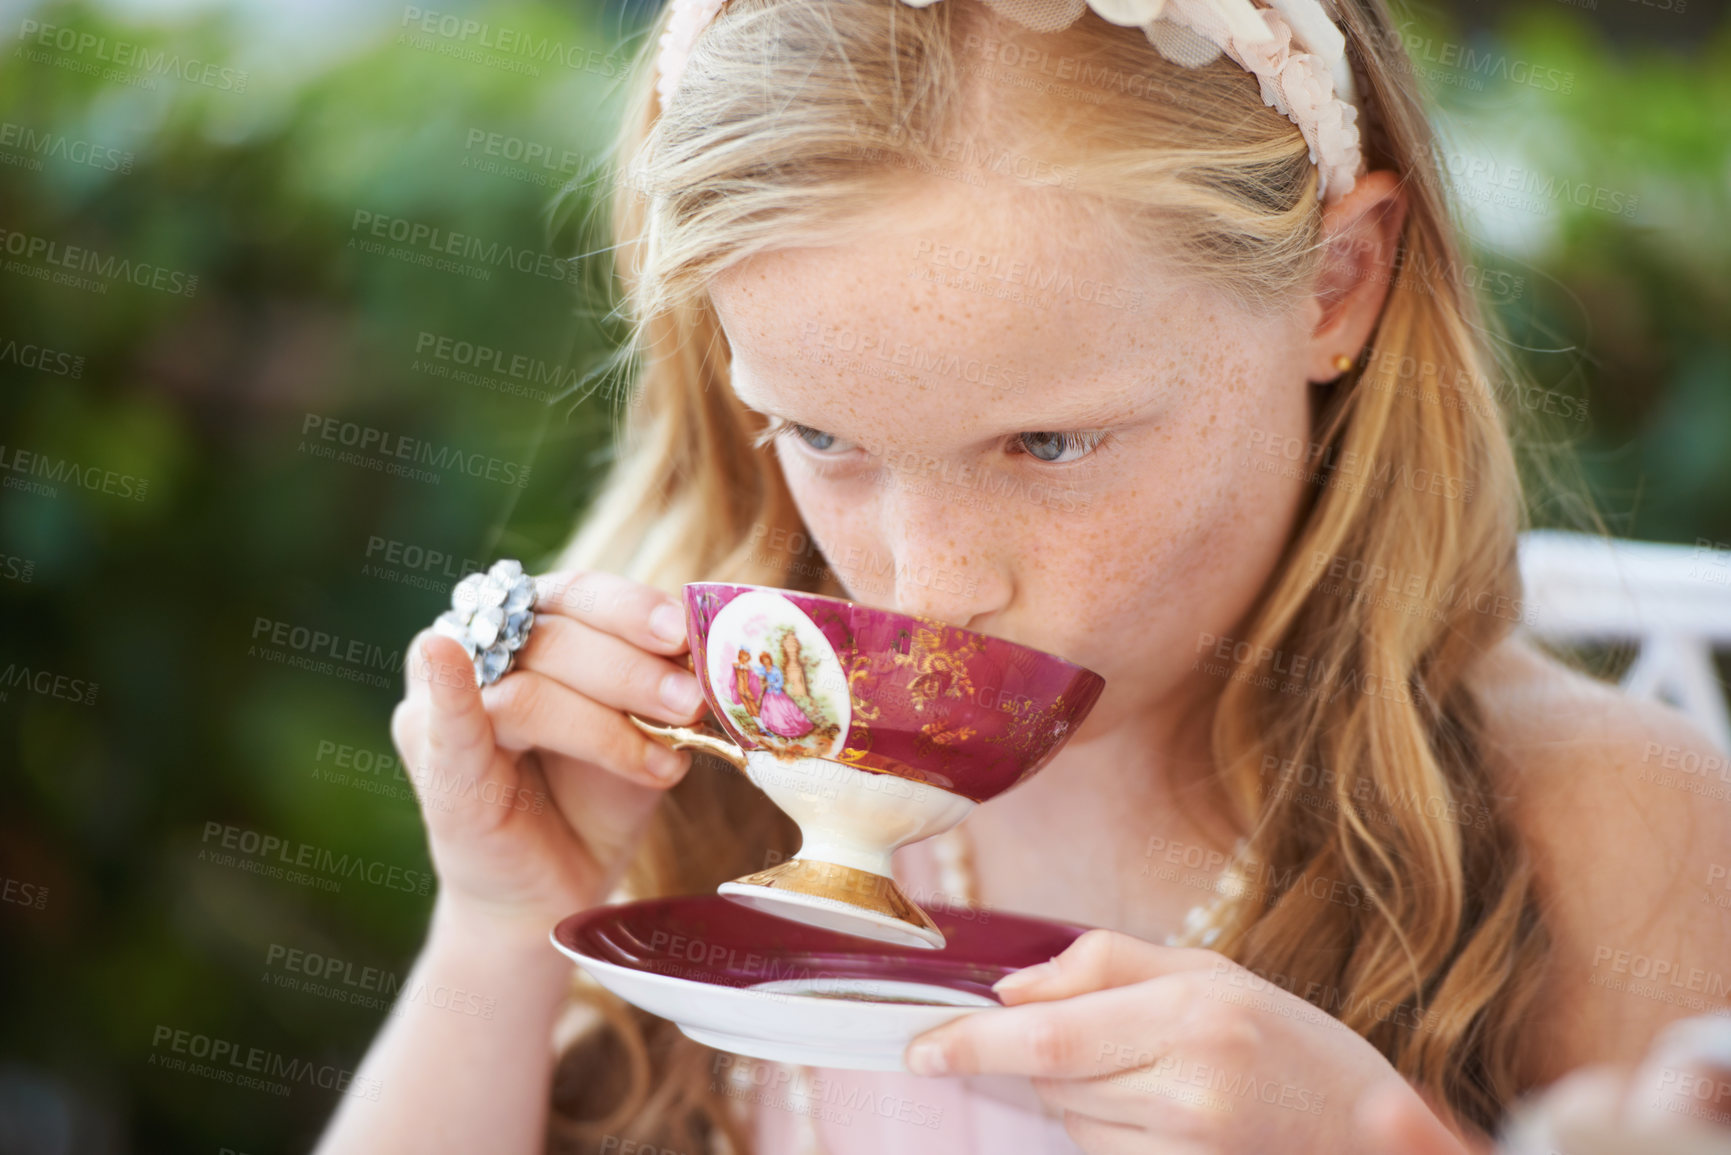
[
  {"left": 758, "top": 418, "right": 857, "bottom": 456},
  {"left": 1015, "top": 431, "right": 1108, "bottom": 464},
  {"left": 762, "top": 417, "right": 1109, "bottom": 466},
  {"left": 791, "top": 423, "right": 840, "bottom": 451}
]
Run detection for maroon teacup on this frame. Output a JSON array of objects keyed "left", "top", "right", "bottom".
[{"left": 631, "top": 582, "right": 1105, "bottom": 949}]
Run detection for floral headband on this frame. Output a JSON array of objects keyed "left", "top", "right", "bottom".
[{"left": 655, "top": 0, "right": 1365, "bottom": 203}]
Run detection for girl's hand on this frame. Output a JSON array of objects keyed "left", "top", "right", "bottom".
[
  {"left": 903, "top": 928, "right": 1456, "bottom": 1155},
  {"left": 1357, "top": 1084, "right": 1488, "bottom": 1155},
  {"left": 390, "top": 570, "right": 707, "bottom": 946}
]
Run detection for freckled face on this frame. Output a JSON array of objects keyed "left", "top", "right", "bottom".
[{"left": 707, "top": 180, "right": 1314, "bottom": 731}]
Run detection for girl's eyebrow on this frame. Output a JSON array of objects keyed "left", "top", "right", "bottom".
[
  {"left": 735, "top": 381, "right": 1152, "bottom": 440},
  {"left": 1005, "top": 390, "right": 1150, "bottom": 431}
]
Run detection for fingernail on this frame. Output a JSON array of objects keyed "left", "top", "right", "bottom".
[
  {"left": 660, "top": 671, "right": 704, "bottom": 715},
  {"left": 905, "top": 1041, "right": 949, "bottom": 1076},
  {"left": 993, "top": 961, "right": 1053, "bottom": 994},
  {"left": 649, "top": 603, "right": 686, "bottom": 644}
]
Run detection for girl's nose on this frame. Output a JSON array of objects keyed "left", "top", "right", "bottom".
[{"left": 881, "top": 488, "right": 1013, "bottom": 630}]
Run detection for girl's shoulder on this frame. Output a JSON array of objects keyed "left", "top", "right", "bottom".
[
  {"left": 1469, "top": 630, "right": 1725, "bottom": 780},
  {"left": 1468, "top": 633, "right": 1731, "bottom": 1079}
]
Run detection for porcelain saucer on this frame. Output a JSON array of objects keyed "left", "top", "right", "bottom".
[{"left": 551, "top": 895, "right": 1089, "bottom": 1070}]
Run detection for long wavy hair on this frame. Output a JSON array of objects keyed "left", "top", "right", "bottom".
[{"left": 544, "top": 0, "right": 1550, "bottom": 1149}]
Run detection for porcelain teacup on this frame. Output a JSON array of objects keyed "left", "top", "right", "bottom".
[{"left": 630, "top": 583, "right": 1105, "bottom": 949}]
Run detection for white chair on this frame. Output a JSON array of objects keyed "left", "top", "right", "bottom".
[{"left": 1517, "top": 529, "right": 1731, "bottom": 753}]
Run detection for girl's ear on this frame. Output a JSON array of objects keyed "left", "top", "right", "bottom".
[{"left": 1302, "top": 169, "right": 1409, "bottom": 383}]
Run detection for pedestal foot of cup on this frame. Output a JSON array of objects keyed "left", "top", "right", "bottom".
[{"left": 718, "top": 858, "right": 946, "bottom": 950}]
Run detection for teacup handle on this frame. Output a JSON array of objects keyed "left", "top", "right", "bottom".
[{"left": 626, "top": 713, "right": 748, "bottom": 771}]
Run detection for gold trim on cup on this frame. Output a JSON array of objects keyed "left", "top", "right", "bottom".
[{"left": 726, "top": 859, "right": 944, "bottom": 943}]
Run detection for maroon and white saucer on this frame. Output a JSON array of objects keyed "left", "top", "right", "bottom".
[{"left": 552, "top": 895, "right": 1089, "bottom": 1069}]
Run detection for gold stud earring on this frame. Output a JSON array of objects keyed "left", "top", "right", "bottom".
[{"left": 1332, "top": 353, "right": 1355, "bottom": 374}]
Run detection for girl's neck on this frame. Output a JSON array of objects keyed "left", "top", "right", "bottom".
[{"left": 955, "top": 676, "right": 1244, "bottom": 935}]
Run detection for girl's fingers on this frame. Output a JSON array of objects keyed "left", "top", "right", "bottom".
[
  {"left": 413, "top": 632, "right": 495, "bottom": 771},
  {"left": 993, "top": 929, "right": 1213, "bottom": 1005},
  {"left": 403, "top": 632, "right": 520, "bottom": 825},
  {"left": 533, "top": 569, "right": 691, "bottom": 656},
  {"left": 482, "top": 667, "right": 690, "bottom": 788},
  {"left": 534, "top": 750, "right": 673, "bottom": 872},
  {"left": 403, "top": 626, "right": 476, "bottom": 706},
  {"left": 513, "top": 613, "right": 707, "bottom": 726},
  {"left": 1026, "top": 1070, "right": 1206, "bottom": 1129},
  {"left": 908, "top": 981, "right": 1183, "bottom": 1081}
]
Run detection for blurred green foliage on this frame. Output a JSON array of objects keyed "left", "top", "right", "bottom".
[
  {"left": 1414, "top": 3, "right": 1731, "bottom": 537},
  {"left": 0, "top": 0, "right": 1726, "bottom": 1149}
]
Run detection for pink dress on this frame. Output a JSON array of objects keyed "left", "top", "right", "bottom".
[
  {"left": 746, "top": 839, "right": 1084, "bottom": 1155},
  {"left": 756, "top": 666, "right": 815, "bottom": 739}
]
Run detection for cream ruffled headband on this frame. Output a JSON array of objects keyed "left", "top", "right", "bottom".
[{"left": 656, "top": 0, "right": 1365, "bottom": 203}]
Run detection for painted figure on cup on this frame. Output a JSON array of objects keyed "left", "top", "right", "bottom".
[
  {"left": 731, "top": 647, "right": 763, "bottom": 716},
  {"left": 756, "top": 649, "right": 816, "bottom": 739}
]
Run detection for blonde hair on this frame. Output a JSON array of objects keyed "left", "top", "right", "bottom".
[{"left": 545, "top": 0, "right": 1547, "bottom": 1149}]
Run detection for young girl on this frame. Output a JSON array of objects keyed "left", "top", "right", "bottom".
[{"left": 317, "top": 0, "right": 1730, "bottom": 1152}]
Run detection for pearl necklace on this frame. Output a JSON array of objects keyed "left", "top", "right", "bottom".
[
  {"left": 772, "top": 823, "right": 1248, "bottom": 1155},
  {"left": 929, "top": 822, "right": 1248, "bottom": 948}
]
